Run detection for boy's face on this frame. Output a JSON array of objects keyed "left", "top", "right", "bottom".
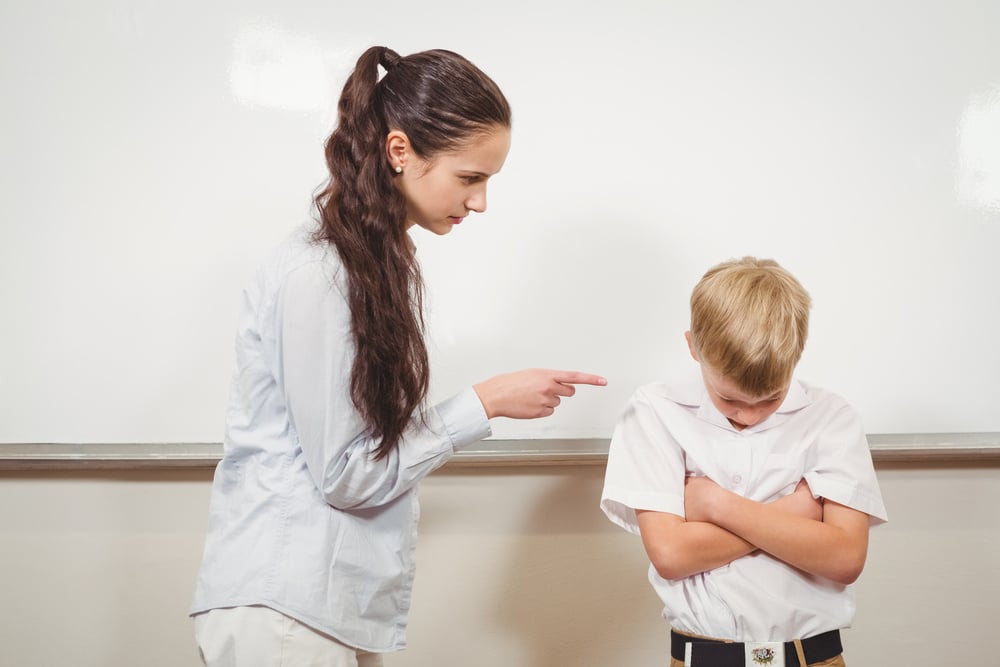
[
  {"left": 685, "top": 331, "right": 789, "bottom": 431},
  {"left": 700, "top": 365, "right": 788, "bottom": 431}
]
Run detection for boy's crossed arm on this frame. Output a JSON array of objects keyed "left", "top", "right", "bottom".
[
  {"left": 682, "top": 476, "right": 870, "bottom": 585},
  {"left": 636, "top": 479, "right": 867, "bottom": 584}
]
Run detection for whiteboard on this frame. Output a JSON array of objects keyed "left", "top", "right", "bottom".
[{"left": 2, "top": 0, "right": 999, "bottom": 444}]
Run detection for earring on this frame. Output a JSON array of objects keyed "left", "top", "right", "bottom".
[{"left": 394, "top": 165, "right": 402, "bottom": 174}]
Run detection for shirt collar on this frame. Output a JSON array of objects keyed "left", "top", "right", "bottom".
[{"left": 664, "top": 368, "right": 812, "bottom": 433}]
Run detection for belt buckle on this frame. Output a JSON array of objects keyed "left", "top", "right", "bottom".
[
  {"left": 681, "top": 640, "right": 786, "bottom": 667},
  {"left": 745, "top": 642, "right": 784, "bottom": 667}
]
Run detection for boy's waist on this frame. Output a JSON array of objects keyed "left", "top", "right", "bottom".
[
  {"left": 652, "top": 555, "right": 856, "bottom": 640},
  {"left": 670, "top": 628, "right": 842, "bottom": 666}
]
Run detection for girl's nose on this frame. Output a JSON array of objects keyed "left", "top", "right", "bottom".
[{"left": 466, "top": 186, "right": 487, "bottom": 213}]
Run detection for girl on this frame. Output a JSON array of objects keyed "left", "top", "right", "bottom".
[{"left": 190, "top": 46, "right": 605, "bottom": 666}]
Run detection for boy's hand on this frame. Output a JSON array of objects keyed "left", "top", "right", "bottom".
[
  {"left": 686, "top": 477, "right": 824, "bottom": 525},
  {"left": 685, "top": 476, "right": 871, "bottom": 585},
  {"left": 683, "top": 475, "right": 725, "bottom": 523},
  {"left": 776, "top": 479, "right": 824, "bottom": 521}
]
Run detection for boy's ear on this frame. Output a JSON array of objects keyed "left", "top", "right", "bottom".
[{"left": 684, "top": 331, "right": 699, "bottom": 362}]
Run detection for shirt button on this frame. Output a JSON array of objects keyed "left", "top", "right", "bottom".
[{"left": 733, "top": 475, "right": 743, "bottom": 484}]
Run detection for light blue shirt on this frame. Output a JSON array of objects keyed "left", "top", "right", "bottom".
[{"left": 190, "top": 224, "right": 491, "bottom": 652}]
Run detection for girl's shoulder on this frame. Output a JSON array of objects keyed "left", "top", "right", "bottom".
[
  {"left": 264, "top": 222, "right": 342, "bottom": 282},
  {"left": 251, "top": 222, "right": 346, "bottom": 316}
]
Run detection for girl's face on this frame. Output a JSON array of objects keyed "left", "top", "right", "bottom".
[{"left": 390, "top": 127, "right": 511, "bottom": 235}]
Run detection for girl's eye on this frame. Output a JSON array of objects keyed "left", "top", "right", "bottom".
[{"left": 462, "top": 175, "right": 483, "bottom": 185}]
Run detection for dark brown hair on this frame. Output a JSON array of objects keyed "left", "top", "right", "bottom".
[{"left": 313, "top": 46, "right": 511, "bottom": 459}]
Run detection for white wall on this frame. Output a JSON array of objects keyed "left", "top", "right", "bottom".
[
  {"left": 2, "top": 462, "right": 997, "bottom": 666},
  {"left": 4, "top": 1, "right": 1000, "bottom": 443}
]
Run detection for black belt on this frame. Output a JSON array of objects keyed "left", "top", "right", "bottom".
[{"left": 670, "top": 629, "right": 842, "bottom": 666}]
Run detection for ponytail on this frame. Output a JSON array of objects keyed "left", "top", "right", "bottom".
[{"left": 314, "top": 46, "right": 510, "bottom": 459}]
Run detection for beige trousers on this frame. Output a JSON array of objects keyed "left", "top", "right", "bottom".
[{"left": 194, "top": 606, "right": 384, "bottom": 667}]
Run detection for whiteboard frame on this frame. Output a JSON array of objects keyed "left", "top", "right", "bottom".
[{"left": 1, "top": 433, "right": 998, "bottom": 470}]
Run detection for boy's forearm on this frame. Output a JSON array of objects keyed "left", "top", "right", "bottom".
[
  {"left": 637, "top": 510, "right": 755, "bottom": 580},
  {"left": 641, "top": 481, "right": 823, "bottom": 580},
  {"left": 700, "top": 489, "right": 869, "bottom": 585}
]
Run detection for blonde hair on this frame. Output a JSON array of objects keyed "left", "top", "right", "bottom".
[{"left": 689, "top": 257, "right": 811, "bottom": 397}]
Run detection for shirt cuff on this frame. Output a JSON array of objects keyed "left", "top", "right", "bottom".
[
  {"left": 434, "top": 387, "right": 492, "bottom": 451},
  {"left": 804, "top": 473, "right": 889, "bottom": 525},
  {"left": 600, "top": 488, "right": 685, "bottom": 535}
]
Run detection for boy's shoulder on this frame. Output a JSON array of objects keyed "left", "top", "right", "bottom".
[
  {"left": 630, "top": 372, "right": 705, "bottom": 409},
  {"left": 792, "top": 378, "right": 858, "bottom": 417}
]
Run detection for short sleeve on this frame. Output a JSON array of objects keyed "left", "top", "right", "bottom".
[
  {"left": 600, "top": 387, "right": 689, "bottom": 535},
  {"left": 803, "top": 404, "right": 888, "bottom": 525}
]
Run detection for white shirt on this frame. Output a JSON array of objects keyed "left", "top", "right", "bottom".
[
  {"left": 190, "top": 223, "right": 491, "bottom": 652},
  {"left": 600, "top": 369, "right": 887, "bottom": 642}
]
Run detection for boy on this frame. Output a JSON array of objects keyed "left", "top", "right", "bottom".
[{"left": 601, "top": 257, "right": 887, "bottom": 667}]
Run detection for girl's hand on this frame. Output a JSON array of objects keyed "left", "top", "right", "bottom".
[{"left": 473, "top": 369, "right": 607, "bottom": 419}]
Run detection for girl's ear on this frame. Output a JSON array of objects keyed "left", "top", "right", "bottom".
[
  {"left": 385, "top": 130, "right": 409, "bottom": 172},
  {"left": 684, "top": 331, "right": 699, "bottom": 362}
]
